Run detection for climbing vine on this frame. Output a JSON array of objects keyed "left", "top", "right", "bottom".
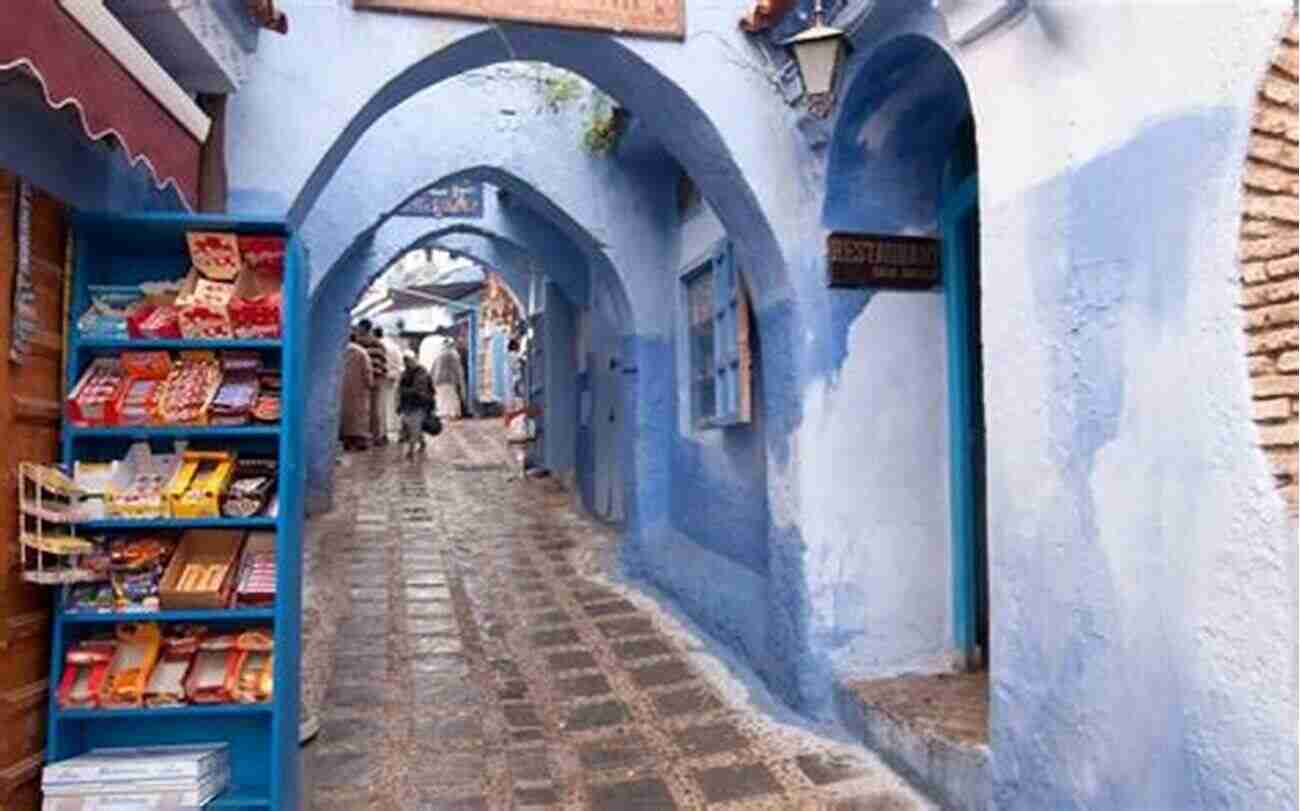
[{"left": 582, "top": 92, "right": 623, "bottom": 155}]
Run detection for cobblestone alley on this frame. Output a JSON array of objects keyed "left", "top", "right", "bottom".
[{"left": 300, "top": 420, "right": 929, "bottom": 810}]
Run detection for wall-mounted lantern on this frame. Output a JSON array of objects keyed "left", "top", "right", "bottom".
[{"left": 783, "top": 0, "right": 846, "bottom": 117}]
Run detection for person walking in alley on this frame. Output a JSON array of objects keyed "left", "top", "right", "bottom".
[
  {"left": 340, "top": 324, "right": 374, "bottom": 451},
  {"left": 374, "top": 326, "right": 402, "bottom": 444},
  {"left": 431, "top": 335, "right": 466, "bottom": 421},
  {"left": 357, "top": 320, "right": 390, "bottom": 445},
  {"left": 398, "top": 350, "right": 436, "bottom": 458}
]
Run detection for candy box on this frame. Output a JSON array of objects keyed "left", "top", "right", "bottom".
[
  {"left": 144, "top": 627, "right": 203, "bottom": 707},
  {"left": 234, "top": 531, "right": 276, "bottom": 606},
  {"left": 159, "top": 530, "right": 245, "bottom": 610},
  {"left": 99, "top": 623, "right": 162, "bottom": 709},
  {"left": 154, "top": 352, "right": 221, "bottom": 425},
  {"left": 58, "top": 639, "right": 116, "bottom": 709},
  {"left": 237, "top": 235, "right": 285, "bottom": 275},
  {"left": 79, "top": 285, "right": 144, "bottom": 340},
  {"left": 67, "top": 359, "right": 125, "bottom": 426},
  {"left": 175, "top": 270, "right": 235, "bottom": 339},
  {"left": 233, "top": 629, "right": 274, "bottom": 704},
  {"left": 229, "top": 263, "right": 282, "bottom": 340},
  {"left": 208, "top": 374, "right": 259, "bottom": 427},
  {"left": 167, "top": 451, "right": 236, "bottom": 519},
  {"left": 184, "top": 633, "right": 240, "bottom": 704},
  {"left": 106, "top": 443, "right": 184, "bottom": 520},
  {"left": 222, "top": 460, "right": 278, "bottom": 519},
  {"left": 186, "top": 232, "right": 242, "bottom": 280}
]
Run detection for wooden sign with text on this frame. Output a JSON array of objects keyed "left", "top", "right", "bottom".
[
  {"left": 353, "top": 0, "right": 686, "bottom": 40},
  {"left": 826, "top": 233, "right": 941, "bottom": 290}
]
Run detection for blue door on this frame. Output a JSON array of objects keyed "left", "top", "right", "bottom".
[{"left": 940, "top": 117, "right": 989, "bottom": 669}]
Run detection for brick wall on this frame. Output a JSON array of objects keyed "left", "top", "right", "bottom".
[{"left": 1241, "top": 16, "right": 1299, "bottom": 520}]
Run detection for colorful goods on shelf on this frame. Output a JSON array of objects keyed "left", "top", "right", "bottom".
[
  {"left": 230, "top": 235, "right": 285, "bottom": 338},
  {"left": 223, "top": 460, "right": 278, "bottom": 518},
  {"left": 167, "top": 451, "right": 236, "bottom": 518},
  {"left": 56, "top": 625, "right": 273, "bottom": 712},
  {"left": 56, "top": 640, "right": 116, "bottom": 709},
  {"left": 154, "top": 351, "right": 222, "bottom": 424},
  {"left": 66, "top": 359, "right": 124, "bottom": 426},
  {"left": 209, "top": 353, "right": 261, "bottom": 425},
  {"left": 78, "top": 286, "right": 145, "bottom": 340},
  {"left": 17, "top": 463, "right": 101, "bottom": 585},
  {"left": 159, "top": 530, "right": 245, "bottom": 609},
  {"left": 105, "top": 444, "right": 183, "bottom": 519},
  {"left": 234, "top": 532, "right": 276, "bottom": 606},
  {"left": 68, "top": 350, "right": 275, "bottom": 427},
  {"left": 42, "top": 743, "right": 231, "bottom": 810}
]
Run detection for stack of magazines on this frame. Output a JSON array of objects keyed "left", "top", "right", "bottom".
[{"left": 41, "top": 743, "right": 229, "bottom": 810}]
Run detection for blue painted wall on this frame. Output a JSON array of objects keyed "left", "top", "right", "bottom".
[{"left": 219, "top": 3, "right": 1299, "bottom": 807}]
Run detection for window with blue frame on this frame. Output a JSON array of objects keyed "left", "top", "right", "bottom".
[{"left": 682, "top": 240, "right": 752, "bottom": 429}]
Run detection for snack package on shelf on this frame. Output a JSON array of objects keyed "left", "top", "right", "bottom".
[
  {"left": 100, "top": 623, "right": 162, "bottom": 708},
  {"left": 184, "top": 633, "right": 240, "bottom": 704},
  {"left": 233, "top": 629, "right": 274, "bottom": 703},
  {"left": 167, "top": 451, "right": 235, "bottom": 518},
  {"left": 107, "top": 534, "right": 177, "bottom": 612},
  {"left": 234, "top": 532, "right": 275, "bottom": 606},
  {"left": 154, "top": 352, "right": 221, "bottom": 425},
  {"left": 67, "top": 359, "right": 125, "bottom": 426},
  {"left": 107, "top": 352, "right": 171, "bottom": 426},
  {"left": 64, "top": 581, "right": 116, "bottom": 614},
  {"left": 186, "top": 232, "right": 243, "bottom": 279},
  {"left": 159, "top": 530, "right": 244, "bottom": 610},
  {"left": 208, "top": 374, "right": 259, "bottom": 426},
  {"left": 230, "top": 237, "right": 285, "bottom": 338},
  {"left": 106, "top": 444, "right": 184, "bottom": 519},
  {"left": 222, "top": 460, "right": 277, "bottom": 518},
  {"left": 144, "top": 627, "right": 203, "bottom": 708},
  {"left": 125, "top": 280, "right": 186, "bottom": 340},
  {"left": 79, "top": 286, "right": 145, "bottom": 340},
  {"left": 251, "top": 371, "right": 281, "bottom": 423},
  {"left": 57, "top": 639, "right": 116, "bottom": 709},
  {"left": 73, "top": 462, "right": 117, "bottom": 521}
]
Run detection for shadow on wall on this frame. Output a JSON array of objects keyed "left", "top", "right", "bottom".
[{"left": 993, "top": 108, "right": 1296, "bottom": 810}]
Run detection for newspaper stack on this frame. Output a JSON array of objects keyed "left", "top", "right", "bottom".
[{"left": 41, "top": 743, "right": 229, "bottom": 810}]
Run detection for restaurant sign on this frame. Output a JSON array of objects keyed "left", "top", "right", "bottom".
[
  {"left": 826, "top": 233, "right": 941, "bottom": 290},
  {"left": 353, "top": 0, "right": 685, "bottom": 40},
  {"left": 397, "top": 182, "right": 484, "bottom": 219}
]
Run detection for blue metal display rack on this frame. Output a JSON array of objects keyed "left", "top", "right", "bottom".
[{"left": 45, "top": 212, "right": 306, "bottom": 809}]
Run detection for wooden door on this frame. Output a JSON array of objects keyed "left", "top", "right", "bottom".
[{"left": 0, "top": 171, "right": 67, "bottom": 809}]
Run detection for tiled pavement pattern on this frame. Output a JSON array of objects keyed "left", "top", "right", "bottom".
[{"left": 302, "top": 420, "right": 930, "bottom": 810}]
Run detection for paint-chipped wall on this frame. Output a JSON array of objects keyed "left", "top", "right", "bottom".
[{"left": 1241, "top": 18, "right": 1299, "bottom": 520}]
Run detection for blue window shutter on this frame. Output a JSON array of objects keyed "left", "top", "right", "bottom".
[{"left": 712, "top": 240, "right": 745, "bottom": 425}]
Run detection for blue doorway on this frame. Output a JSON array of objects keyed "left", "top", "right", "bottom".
[{"left": 940, "top": 115, "right": 989, "bottom": 669}]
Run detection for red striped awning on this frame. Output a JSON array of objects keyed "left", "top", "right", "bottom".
[{"left": 0, "top": 1, "right": 202, "bottom": 207}]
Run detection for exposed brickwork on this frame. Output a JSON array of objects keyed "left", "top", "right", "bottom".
[{"left": 1241, "top": 16, "right": 1300, "bottom": 519}]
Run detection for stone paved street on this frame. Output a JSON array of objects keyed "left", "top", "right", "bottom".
[{"left": 301, "top": 420, "right": 930, "bottom": 810}]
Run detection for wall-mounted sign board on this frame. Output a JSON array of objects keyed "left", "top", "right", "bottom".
[
  {"left": 826, "top": 232, "right": 941, "bottom": 290},
  {"left": 396, "top": 182, "right": 484, "bottom": 219},
  {"left": 353, "top": 0, "right": 685, "bottom": 40}
]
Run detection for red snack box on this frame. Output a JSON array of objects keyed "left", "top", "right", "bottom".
[
  {"left": 67, "top": 358, "right": 126, "bottom": 426},
  {"left": 128, "top": 302, "right": 183, "bottom": 340},
  {"left": 58, "top": 639, "right": 116, "bottom": 709},
  {"left": 187, "top": 232, "right": 243, "bottom": 280},
  {"left": 237, "top": 236, "right": 285, "bottom": 276}
]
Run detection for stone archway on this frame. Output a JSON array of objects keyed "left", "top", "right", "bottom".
[
  {"left": 304, "top": 170, "right": 636, "bottom": 520},
  {"left": 1239, "top": 15, "right": 1299, "bottom": 521}
]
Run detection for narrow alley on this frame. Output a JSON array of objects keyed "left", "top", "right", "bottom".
[{"left": 301, "top": 420, "right": 926, "bottom": 810}]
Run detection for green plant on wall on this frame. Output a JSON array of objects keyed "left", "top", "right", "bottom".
[
  {"left": 530, "top": 64, "right": 584, "bottom": 113},
  {"left": 583, "top": 92, "right": 623, "bottom": 155}
]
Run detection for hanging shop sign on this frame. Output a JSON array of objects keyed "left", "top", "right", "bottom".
[
  {"left": 826, "top": 232, "right": 941, "bottom": 290},
  {"left": 396, "top": 182, "right": 484, "bottom": 219},
  {"left": 10, "top": 181, "right": 36, "bottom": 364},
  {"left": 352, "top": 0, "right": 685, "bottom": 40}
]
